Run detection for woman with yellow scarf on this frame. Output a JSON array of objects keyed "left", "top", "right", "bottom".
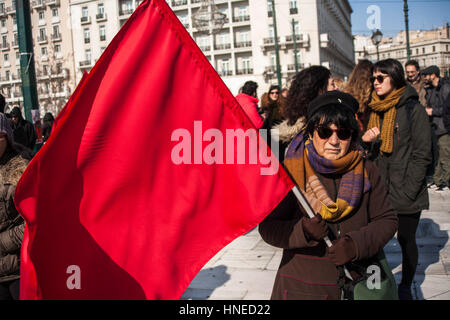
[
  {"left": 259, "top": 91, "right": 398, "bottom": 300},
  {"left": 364, "top": 59, "right": 432, "bottom": 299}
]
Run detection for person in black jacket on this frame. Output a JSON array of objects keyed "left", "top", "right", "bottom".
[
  {"left": 9, "top": 107, "right": 37, "bottom": 150},
  {"left": 423, "top": 66, "right": 450, "bottom": 191},
  {"left": 364, "top": 59, "right": 432, "bottom": 299}
]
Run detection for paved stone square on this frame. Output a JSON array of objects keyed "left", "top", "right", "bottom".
[{"left": 181, "top": 188, "right": 450, "bottom": 300}]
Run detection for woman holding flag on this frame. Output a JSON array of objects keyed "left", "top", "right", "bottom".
[{"left": 259, "top": 91, "right": 398, "bottom": 300}]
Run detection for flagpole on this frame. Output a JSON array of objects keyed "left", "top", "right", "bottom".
[{"left": 290, "top": 185, "right": 353, "bottom": 280}]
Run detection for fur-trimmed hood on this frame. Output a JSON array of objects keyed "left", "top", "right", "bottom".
[
  {"left": 0, "top": 155, "right": 29, "bottom": 185},
  {"left": 274, "top": 117, "right": 305, "bottom": 143}
]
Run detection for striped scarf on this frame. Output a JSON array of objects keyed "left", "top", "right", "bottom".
[
  {"left": 367, "top": 86, "right": 406, "bottom": 154},
  {"left": 284, "top": 133, "right": 370, "bottom": 222}
]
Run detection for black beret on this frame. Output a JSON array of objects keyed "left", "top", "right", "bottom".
[
  {"left": 421, "top": 65, "right": 440, "bottom": 77},
  {"left": 307, "top": 90, "right": 359, "bottom": 119}
]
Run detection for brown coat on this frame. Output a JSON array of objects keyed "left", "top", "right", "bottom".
[
  {"left": 408, "top": 76, "right": 427, "bottom": 107},
  {"left": 0, "top": 153, "right": 29, "bottom": 283},
  {"left": 259, "top": 160, "right": 398, "bottom": 300}
]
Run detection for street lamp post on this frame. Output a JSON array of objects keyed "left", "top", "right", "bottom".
[
  {"left": 404, "top": 0, "right": 411, "bottom": 60},
  {"left": 371, "top": 29, "right": 383, "bottom": 61}
]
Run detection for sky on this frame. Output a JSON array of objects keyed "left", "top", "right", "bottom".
[{"left": 348, "top": 0, "right": 450, "bottom": 37}]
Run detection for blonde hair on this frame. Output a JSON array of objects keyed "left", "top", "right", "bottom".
[
  {"left": 344, "top": 60, "right": 374, "bottom": 113},
  {"left": 333, "top": 78, "right": 346, "bottom": 91}
]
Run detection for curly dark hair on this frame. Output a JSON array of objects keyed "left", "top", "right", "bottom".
[{"left": 285, "top": 66, "right": 331, "bottom": 125}]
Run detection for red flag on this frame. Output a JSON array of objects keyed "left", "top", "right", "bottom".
[{"left": 15, "top": 0, "right": 293, "bottom": 299}]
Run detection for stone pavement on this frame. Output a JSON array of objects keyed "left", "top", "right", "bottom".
[{"left": 181, "top": 188, "right": 450, "bottom": 300}]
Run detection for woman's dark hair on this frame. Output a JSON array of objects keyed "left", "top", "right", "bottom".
[
  {"left": 304, "top": 104, "right": 361, "bottom": 145},
  {"left": 241, "top": 81, "right": 258, "bottom": 97},
  {"left": 373, "top": 59, "right": 407, "bottom": 90},
  {"left": 285, "top": 66, "right": 331, "bottom": 125},
  {"left": 268, "top": 85, "right": 280, "bottom": 93}
]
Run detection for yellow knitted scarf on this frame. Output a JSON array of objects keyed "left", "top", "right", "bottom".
[{"left": 367, "top": 86, "right": 406, "bottom": 154}]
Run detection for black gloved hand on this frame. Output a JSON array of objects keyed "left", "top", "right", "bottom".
[
  {"left": 327, "top": 235, "right": 357, "bottom": 266},
  {"left": 302, "top": 214, "right": 328, "bottom": 242}
]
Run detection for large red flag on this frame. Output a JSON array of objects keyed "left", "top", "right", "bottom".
[{"left": 15, "top": 0, "right": 293, "bottom": 299}]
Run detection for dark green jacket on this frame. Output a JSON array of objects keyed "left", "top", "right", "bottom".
[{"left": 368, "top": 85, "right": 432, "bottom": 214}]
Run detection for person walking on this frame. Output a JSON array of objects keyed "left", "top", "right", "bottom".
[
  {"left": 260, "top": 85, "right": 286, "bottom": 128},
  {"left": 423, "top": 65, "right": 450, "bottom": 191},
  {"left": 235, "top": 81, "right": 264, "bottom": 129},
  {"left": 42, "top": 112, "right": 55, "bottom": 142},
  {"left": 0, "top": 113, "right": 29, "bottom": 300},
  {"left": 364, "top": 59, "right": 432, "bottom": 299},
  {"left": 405, "top": 60, "right": 427, "bottom": 107},
  {"left": 259, "top": 91, "right": 398, "bottom": 300},
  {"left": 9, "top": 107, "right": 37, "bottom": 150}
]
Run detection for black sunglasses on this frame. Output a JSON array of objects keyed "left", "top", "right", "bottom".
[
  {"left": 316, "top": 125, "right": 353, "bottom": 140},
  {"left": 270, "top": 91, "right": 280, "bottom": 95},
  {"left": 370, "top": 75, "right": 389, "bottom": 84}
]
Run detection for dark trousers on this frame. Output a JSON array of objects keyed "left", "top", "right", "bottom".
[
  {"left": 426, "top": 127, "right": 439, "bottom": 177},
  {"left": 397, "top": 212, "right": 421, "bottom": 287},
  {"left": 0, "top": 279, "right": 20, "bottom": 300}
]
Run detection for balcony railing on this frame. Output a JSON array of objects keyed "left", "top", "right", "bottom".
[
  {"left": 265, "top": 66, "right": 276, "bottom": 73},
  {"left": 263, "top": 37, "right": 279, "bottom": 45},
  {"left": 51, "top": 33, "right": 61, "bottom": 41},
  {"left": 198, "top": 45, "right": 211, "bottom": 51},
  {"left": 172, "top": 0, "right": 188, "bottom": 6},
  {"left": 214, "top": 43, "right": 231, "bottom": 50},
  {"left": 31, "top": 0, "right": 46, "bottom": 9},
  {"left": 81, "top": 16, "right": 91, "bottom": 24},
  {"left": 218, "top": 70, "right": 232, "bottom": 76},
  {"left": 119, "top": 8, "right": 134, "bottom": 16},
  {"left": 46, "top": 0, "right": 61, "bottom": 6},
  {"left": 285, "top": 34, "right": 303, "bottom": 42},
  {"left": 37, "top": 35, "right": 48, "bottom": 43},
  {"left": 6, "top": 6, "right": 16, "bottom": 15},
  {"left": 0, "top": 42, "right": 10, "bottom": 50},
  {"left": 235, "top": 41, "right": 252, "bottom": 48},
  {"left": 236, "top": 68, "right": 253, "bottom": 75},
  {"left": 79, "top": 60, "right": 92, "bottom": 68},
  {"left": 96, "top": 13, "right": 107, "bottom": 21},
  {"left": 232, "top": 15, "right": 250, "bottom": 23}
]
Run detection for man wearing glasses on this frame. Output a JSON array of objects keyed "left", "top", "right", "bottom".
[{"left": 405, "top": 60, "right": 427, "bottom": 107}]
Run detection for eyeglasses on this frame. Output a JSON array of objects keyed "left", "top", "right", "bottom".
[
  {"left": 269, "top": 91, "right": 280, "bottom": 95},
  {"left": 316, "top": 126, "right": 353, "bottom": 140},
  {"left": 370, "top": 75, "right": 389, "bottom": 84}
]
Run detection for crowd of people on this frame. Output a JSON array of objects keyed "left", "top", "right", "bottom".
[
  {"left": 0, "top": 57, "right": 448, "bottom": 300},
  {"left": 237, "top": 59, "right": 449, "bottom": 300},
  {"left": 0, "top": 96, "right": 54, "bottom": 300}
]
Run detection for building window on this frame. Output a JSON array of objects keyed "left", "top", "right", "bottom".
[
  {"left": 432, "top": 45, "right": 436, "bottom": 52},
  {"left": 53, "top": 25, "right": 60, "bottom": 38},
  {"left": 55, "top": 44, "right": 61, "bottom": 54},
  {"left": 1, "top": 19, "right": 6, "bottom": 28},
  {"left": 52, "top": 8, "right": 59, "bottom": 17},
  {"left": 289, "top": 0, "right": 298, "bottom": 14},
  {"left": 82, "top": 6, "right": 89, "bottom": 18},
  {"left": 4, "top": 53, "right": 10, "bottom": 62},
  {"left": 84, "top": 28, "right": 90, "bottom": 44},
  {"left": 98, "top": 3, "right": 105, "bottom": 15},
  {"left": 99, "top": 25, "right": 106, "bottom": 41},
  {"left": 85, "top": 49, "right": 91, "bottom": 62},
  {"left": 38, "top": 10, "right": 45, "bottom": 20},
  {"left": 41, "top": 47, "right": 47, "bottom": 56}
]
